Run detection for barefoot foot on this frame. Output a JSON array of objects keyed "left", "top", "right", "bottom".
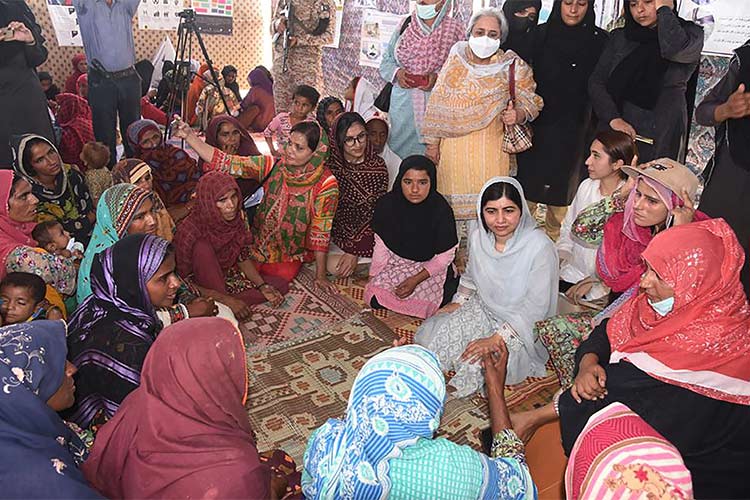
[{"left": 392, "top": 336, "right": 409, "bottom": 347}]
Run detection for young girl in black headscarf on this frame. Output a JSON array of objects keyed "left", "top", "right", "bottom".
[{"left": 588, "top": 0, "right": 702, "bottom": 162}]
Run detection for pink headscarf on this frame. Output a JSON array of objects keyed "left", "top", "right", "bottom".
[
  {"left": 82, "top": 317, "right": 270, "bottom": 498},
  {"left": 0, "top": 170, "right": 36, "bottom": 280}
]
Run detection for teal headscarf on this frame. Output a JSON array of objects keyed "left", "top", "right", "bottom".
[{"left": 76, "top": 184, "right": 153, "bottom": 302}]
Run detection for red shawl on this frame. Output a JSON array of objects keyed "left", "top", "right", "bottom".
[
  {"left": 0, "top": 171, "right": 36, "bottom": 280},
  {"left": 55, "top": 93, "right": 95, "bottom": 170},
  {"left": 608, "top": 219, "right": 750, "bottom": 405},
  {"left": 174, "top": 171, "right": 253, "bottom": 276},
  {"left": 202, "top": 114, "right": 262, "bottom": 200},
  {"left": 326, "top": 113, "right": 388, "bottom": 257},
  {"left": 82, "top": 317, "right": 270, "bottom": 498},
  {"left": 597, "top": 178, "right": 709, "bottom": 293},
  {"left": 64, "top": 54, "right": 86, "bottom": 94}
]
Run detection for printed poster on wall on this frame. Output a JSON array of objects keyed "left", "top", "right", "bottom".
[
  {"left": 324, "top": 0, "right": 345, "bottom": 48},
  {"left": 191, "top": 0, "right": 233, "bottom": 35},
  {"left": 46, "top": 1, "right": 82, "bottom": 47},
  {"left": 359, "top": 9, "right": 407, "bottom": 68},
  {"left": 138, "top": 0, "right": 184, "bottom": 30},
  {"left": 679, "top": 0, "right": 750, "bottom": 56}
]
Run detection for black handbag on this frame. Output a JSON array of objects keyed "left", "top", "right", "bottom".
[{"left": 373, "top": 16, "right": 412, "bottom": 112}]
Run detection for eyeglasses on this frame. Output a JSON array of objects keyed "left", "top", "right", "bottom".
[{"left": 344, "top": 132, "right": 367, "bottom": 147}]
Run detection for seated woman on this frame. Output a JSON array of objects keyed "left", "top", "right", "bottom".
[
  {"left": 326, "top": 112, "right": 388, "bottom": 277},
  {"left": 365, "top": 155, "right": 459, "bottom": 319},
  {"left": 201, "top": 114, "right": 262, "bottom": 204},
  {"left": 174, "top": 172, "right": 288, "bottom": 318},
  {"left": 539, "top": 157, "right": 708, "bottom": 387},
  {"left": 195, "top": 71, "right": 241, "bottom": 132},
  {"left": 302, "top": 343, "right": 535, "bottom": 499},
  {"left": 515, "top": 219, "right": 750, "bottom": 498},
  {"left": 111, "top": 159, "right": 175, "bottom": 242},
  {"left": 315, "top": 96, "right": 344, "bottom": 134},
  {"left": 12, "top": 134, "right": 95, "bottom": 245},
  {"left": 0, "top": 321, "right": 99, "bottom": 498},
  {"left": 557, "top": 130, "right": 634, "bottom": 302},
  {"left": 55, "top": 93, "right": 95, "bottom": 171},
  {"left": 64, "top": 53, "right": 87, "bottom": 94},
  {"left": 126, "top": 119, "right": 201, "bottom": 220},
  {"left": 172, "top": 119, "right": 341, "bottom": 294},
  {"left": 238, "top": 66, "right": 276, "bottom": 133},
  {"left": 77, "top": 184, "right": 158, "bottom": 302},
  {"left": 81, "top": 317, "right": 300, "bottom": 499},
  {"left": 65, "top": 234, "right": 179, "bottom": 430},
  {"left": 414, "top": 177, "right": 558, "bottom": 397},
  {"left": 422, "top": 7, "right": 543, "bottom": 224},
  {"left": 1, "top": 171, "right": 77, "bottom": 300},
  {"left": 566, "top": 402, "right": 693, "bottom": 499}
]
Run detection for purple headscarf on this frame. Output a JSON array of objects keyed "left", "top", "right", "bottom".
[
  {"left": 64, "top": 234, "right": 171, "bottom": 429},
  {"left": 247, "top": 66, "right": 273, "bottom": 95}
]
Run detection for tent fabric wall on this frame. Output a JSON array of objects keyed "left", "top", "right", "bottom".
[{"left": 27, "top": 0, "right": 265, "bottom": 90}]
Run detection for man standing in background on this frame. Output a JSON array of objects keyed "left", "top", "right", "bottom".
[
  {"left": 74, "top": 0, "right": 141, "bottom": 166},
  {"left": 271, "top": 0, "right": 336, "bottom": 112}
]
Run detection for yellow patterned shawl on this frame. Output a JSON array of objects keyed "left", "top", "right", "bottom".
[{"left": 421, "top": 42, "right": 543, "bottom": 140}]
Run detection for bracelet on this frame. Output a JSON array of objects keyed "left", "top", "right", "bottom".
[{"left": 552, "top": 388, "right": 563, "bottom": 417}]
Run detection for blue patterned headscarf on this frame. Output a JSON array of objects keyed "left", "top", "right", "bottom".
[
  {"left": 77, "top": 183, "right": 153, "bottom": 302},
  {"left": 302, "top": 345, "right": 446, "bottom": 499},
  {"left": 0, "top": 321, "right": 99, "bottom": 498}
]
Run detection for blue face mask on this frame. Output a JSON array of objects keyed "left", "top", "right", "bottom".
[
  {"left": 416, "top": 2, "right": 439, "bottom": 20},
  {"left": 648, "top": 296, "right": 674, "bottom": 317}
]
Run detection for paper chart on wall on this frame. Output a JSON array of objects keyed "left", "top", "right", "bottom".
[
  {"left": 191, "top": 0, "right": 233, "bottom": 35},
  {"left": 324, "top": 0, "right": 345, "bottom": 48},
  {"left": 138, "top": 0, "right": 184, "bottom": 30},
  {"left": 679, "top": 0, "right": 750, "bottom": 57},
  {"left": 359, "top": 9, "right": 407, "bottom": 69},
  {"left": 45, "top": 1, "right": 82, "bottom": 47}
]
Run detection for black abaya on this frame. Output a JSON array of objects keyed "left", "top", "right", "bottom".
[{"left": 560, "top": 320, "right": 750, "bottom": 499}]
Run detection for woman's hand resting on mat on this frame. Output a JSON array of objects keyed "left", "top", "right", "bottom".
[
  {"left": 571, "top": 353, "right": 607, "bottom": 403},
  {"left": 260, "top": 284, "right": 284, "bottom": 307},
  {"left": 224, "top": 296, "right": 252, "bottom": 322}
]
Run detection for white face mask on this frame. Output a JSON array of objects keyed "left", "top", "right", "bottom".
[
  {"left": 468, "top": 35, "right": 500, "bottom": 59},
  {"left": 416, "top": 2, "right": 439, "bottom": 20},
  {"left": 648, "top": 296, "right": 675, "bottom": 317}
]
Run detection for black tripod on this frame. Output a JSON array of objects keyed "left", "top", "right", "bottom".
[{"left": 164, "top": 9, "right": 228, "bottom": 139}]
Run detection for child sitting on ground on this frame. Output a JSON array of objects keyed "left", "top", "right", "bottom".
[
  {"left": 80, "top": 141, "right": 112, "bottom": 206},
  {"left": 0, "top": 273, "right": 63, "bottom": 324},
  {"left": 264, "top": 84, "right": 319, "bottom": 157},
  {"left": 32, "top": 220, "right": 85, "bottom": 262}
]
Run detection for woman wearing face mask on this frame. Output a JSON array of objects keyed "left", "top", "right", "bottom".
[
  {"left": 515, "top": 0, "right": 608, "bottom": 241},
  {"left": 379, "top": 0, "right": 465, "bottom": 159},
  {"left": 589, "top": 0, "right": 703, "bottom": 161},
  {"left": 325, "top": 112, "right": 388, "bottom": 278},
  {"left": 365, "top": 155, "right": 459, "bottom": 319},
  {"left": 172, "top": 118, "right": 341, "bottom": 294},
  {"left": 520, "top": 219, "right": 750, "bottom": 499},
  {"left": 499, "top": 0, "right": 541, "bottom": 63},
  {"left": 413, "top": 177, "right": 558, "bottom": 397},
  {"left": 174, "top": 172, "right": 289, "bottom": 320},
  {"left": 422, "top": 8, "right": 543, "bottom": 224}
]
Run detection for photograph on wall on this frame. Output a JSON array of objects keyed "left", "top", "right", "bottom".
[
  {"left": 359, "top": 9, "right": 407, "bottom": 68},
  {"left": 45, "top": 1, "right": 82, "bottom": 46},
  {"left": 324, "top": 0, "right": 346, "bottom": 48},
  {"left": 191, "top": 0, "right": 233, "bottom": 35},
  {"left": 138, "top": 0, "right": 184, "bottom": 30}
]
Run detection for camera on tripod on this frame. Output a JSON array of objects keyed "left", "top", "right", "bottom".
[{"left": 177, "top": 9, "right": 196, "bottom": 21}]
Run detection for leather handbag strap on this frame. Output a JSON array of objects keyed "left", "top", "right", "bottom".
[{"left": 508, "top": 59, "right": 516, "bottom": 103}]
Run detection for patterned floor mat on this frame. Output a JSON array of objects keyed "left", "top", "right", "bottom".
[
  {"left": 245, "top": 304, "right": 559, "bottom": 465},
  {"left": 242, "top": 266, "right": 360, "bottom": 353}
]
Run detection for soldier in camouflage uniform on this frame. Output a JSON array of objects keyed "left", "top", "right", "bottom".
[{"left": 271, "top": 0, "right": 336, "bottom": 112}]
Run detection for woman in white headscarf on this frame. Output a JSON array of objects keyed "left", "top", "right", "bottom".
[{"left": 414, "top": 177, "right": 558, "bottom": 397}]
